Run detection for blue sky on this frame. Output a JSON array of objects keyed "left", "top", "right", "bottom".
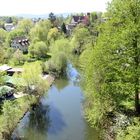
[{"left": 0, "top": 0, "right": 111, "bottom": 16}]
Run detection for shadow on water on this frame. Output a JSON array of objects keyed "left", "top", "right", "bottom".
[
  {"left": 12, "top": 102, "right": 51, "bottom": 140},
  {"left": 28, "top": 104, "right": 50, "bottom": 133}
]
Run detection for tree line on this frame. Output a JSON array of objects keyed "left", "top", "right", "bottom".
[{"left": 79, "top": 0, "right": 140, "bottom": 139}]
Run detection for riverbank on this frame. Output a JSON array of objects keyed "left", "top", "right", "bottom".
[{"left": 0, "top": 74, "right": 55, "bottom": 140}]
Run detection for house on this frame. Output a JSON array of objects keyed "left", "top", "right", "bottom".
[
  {"left": 66, "top": 24, "right": 75, "bottom": 35},
  {"left": 0, "top": 64, "right": 12, "bottom": 72},
  {"left": 0, "top": 64, "right": 23, "bottom": 76},
  {"left": 66, "top": 13, "right": 90, "bottom": 34},
  {"left": 11, "top": 37, "right": 29, "bottom": 53},
  {"left": 7, "top": 68, "right": 23, "bottom": 76},
  {"left": 71, "top": 14, "right": 90, "bottom": 26},
  {"left": 0, "top": 85, "right": 14, "bottom": 99},
  {"left": 4, "top": 23, "right": 15, "bottom": 32}
]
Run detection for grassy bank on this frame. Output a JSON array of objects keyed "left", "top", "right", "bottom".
[{"left": 0, "top": 95, "right": 36, "bottom": 140}]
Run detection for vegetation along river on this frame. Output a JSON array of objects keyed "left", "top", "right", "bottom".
[{"left": 12, "top": 64, "right": 98, "bottom": 140}]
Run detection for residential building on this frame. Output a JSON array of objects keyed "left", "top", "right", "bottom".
[
  {"left": 4, "top": 23, "right": 15, "bottom": 32},
  {"left": 71, "top": 14, "right": 90, "bottom": 26},
  {"left": 0, "top": 64, "right": 12, "bottom": 72},
  {"left": 0, "top": 64, "right": 23, "bottom": 76},
  {"left": 11, "top": 37, "right": 29, "bottom": 53},
  {"left": 66, "top": 13, "right": 90, "bottom": 35}
]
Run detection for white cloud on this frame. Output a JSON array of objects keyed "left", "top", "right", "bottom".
[{"left": 0, "top": 0, "right": 111, "bottom": 16}]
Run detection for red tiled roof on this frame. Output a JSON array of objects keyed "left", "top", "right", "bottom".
[
  {"left": 72, "top": 15, "right": 89, "bottom": 25},
  {"left": 73, "top": 16, "right": 84, "bottom": 22}
]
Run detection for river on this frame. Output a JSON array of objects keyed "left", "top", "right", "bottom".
[{"left": 12, "top": 64, "right": 98, "bottom": 140}]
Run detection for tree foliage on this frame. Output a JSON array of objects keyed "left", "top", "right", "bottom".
[
  {"left": 21, "top": 62, "right": 48, "bottom": 97},
  {"left": 29, "top": 20, "right": 52, "bottom": 44},
  {"left": 71, "top": 25, "right": 90, "bottom": 54},
  {"left": 29, "top": 41, "right": 48, "bottom": 59},
  {"left": 10, "top": 49, "right": 26, "bottom": 65},
  {"left": 48, "top": 12, "right": 56, "bottom": 24},
  {"left": 17, "top": 19, "right": 34, "bottom": 35},
  {"left": 47, "top": 27, "right": 60, "bottom": 43},
  {"left": 6, "top": 29, "right": 25, "bottom": 46},
  {"left": 0, "top": 100, "right": 22, "bottom": 139},
  {"left": 61, "top": 23, "right": 67, "bottom": 34},
  {"left": 81, "top": 0, "right": 140, "bottom": 139},
  {"left": 47, "top": 39, "right": 71, "bottom": 76},
  {"left": 0, "top": 29, "right": 7, "bottom": 46}
]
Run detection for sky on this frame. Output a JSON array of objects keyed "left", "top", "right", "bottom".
[{"left": 0, "top": 0, "right": 112, "bottom": 16}]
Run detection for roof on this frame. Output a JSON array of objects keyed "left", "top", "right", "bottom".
[
  {"left": 4, "top": 23, "right": 15, "bottom": 31},
  {"left": 0, "top": 85, "right": 14, "bottom": 96},
  {"left": 4, "top": 75, "right": 26, "bottom": 86},
  {"left": 13, "top": 36, "right": 28, "bottom": 42},
  {"left": 12, "top": 37, "right": 29, "bottom": 46},
  {"left": 72, "top": 15, "right": 90, "bottom": 25},
  {"left": 7, "top": 68, "right": 23, "bottom": 73},
  {"left": 4, "top": 23, "right": 14, "bottom": 26},
  {"left": 0, "top": 64, "right": 12, "bottom": 71},
  {"left": 72, "top": 16, "right": 85, "bottom": 23}
]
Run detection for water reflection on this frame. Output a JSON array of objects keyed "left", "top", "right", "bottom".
[
  {"left": 54, "top": 78, "right": 69, "bottom": 91},
  {"left": 66, "top": 63, "right": 80, "bottom": 82},
  {"left": 47, "top": 103, "right": 66, "bottom": 134},
  {"left": 28, "top": 103, "right": 50, "bottom": 134},
  {"left": 12, "top": 64, "right": 98, "bottom": 140},
  {"left": 12, "top": 102, "right": 51, "bottom": 140}
]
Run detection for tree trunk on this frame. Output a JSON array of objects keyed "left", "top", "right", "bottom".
[
  {"left": 135, "top": 92, "right": 140, "bottom": 114},
  {"left": 133, "top": 36, "right": 140, "bottom": 114},
  {"left": 131, "top": 0, "right": 140, "bottom": 114}
]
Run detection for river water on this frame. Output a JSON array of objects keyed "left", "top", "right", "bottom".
[{"left": 12, "top": 64, "right": 98, "bottom": 140}]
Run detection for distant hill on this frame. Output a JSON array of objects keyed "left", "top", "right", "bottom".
[
  {"left": 16, "top": 13, "right": 70, "bottom": 19},
  {"left": 15, "top": 14, "right": 49, "bottom": 19}
]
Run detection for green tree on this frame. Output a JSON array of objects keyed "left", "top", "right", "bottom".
[
  {"left": 55, "top": 15, "right": 64, "bottom": 26},
  {"left": 106, "top": 0, "right": 140, "bottom": 113},
  {"left": 71, "top": 25, "right": 90, "bottom": 54},
  {"left": 47, "top": 27, "right": 60, "bottom": 43},
  {"left": 21, "top": 62, "right": 48, "bottom": 97},
  {"left": 29, "top": 41, "right": 48, "bottom": 59},
  {"left": 6, "top": 29, "right": 25, "bottom": 46},
  {"left": 48, "top": 12, "right": 56, "bottom": 24},
  {"left": 17, "top": 19, "right": 34, "bottom": 35},
  {"left": 0, "top": 47, "right": 6, "bottom": 63},
  {"left": 30, "top": 20, "right": 52, "bottom": 44},
  {"left": 82, "top": 0, "right": 140, "bottom": 122},
  {"left": 80, "top": 0, "right": 140, "bottom": 139},
  {"left": 48, "top": 39, "right": 71, "bottom": 76},
  {"left": 0, "top": 100, "right": 22, "bottom": 139},
  {"left": 0, "top": 20, "right": 5, "bottom": 29},
  {"left": 10, "top": 49, "right": 25, "bottom": 65},
  {"left": 90, "top": 12, "right": 98, "bottom": 24},
  {"left": 61, "top": 23, "right": 67, "bottom": 34},
  {"left": 0, "top": 29, "right": 7, "bottom": 45}
]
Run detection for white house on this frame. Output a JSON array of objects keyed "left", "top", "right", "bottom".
[{"left": 4, "top": 23, "right": 15, "bottom": 32}]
